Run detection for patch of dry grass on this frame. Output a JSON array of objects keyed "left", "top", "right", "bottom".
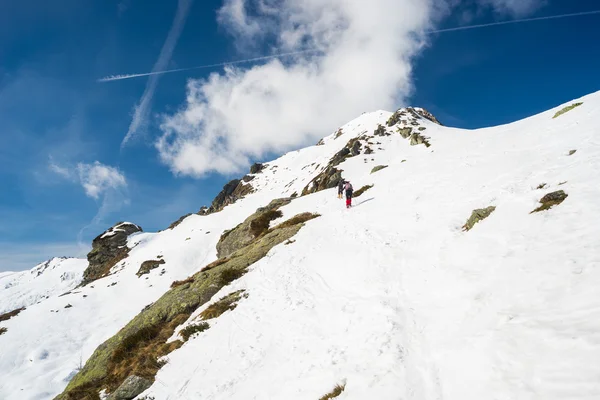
[
  {"left": 318, "top": 383, "right": 346, "bottom": 400},
  {"left": 250, "top": 210, "right": 283, "bottom": 238},
  {"left": 553, "top": 102, "right": 582, "bottom": 119},
  {"left": 200, "top": 290, "right": 247, "bottom": 320},
  {"left": 0, "top": 307, "right": 25, "bottom": 322},
  {"left": 180, "top": 322, "right": 210, "bottom": 341},
  {"left": 170, "top": 276, "right": 194, "bottom": 288}
]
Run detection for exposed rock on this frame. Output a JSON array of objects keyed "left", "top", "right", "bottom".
[
  {"left": 353, "top": 184, "right": 374, "bottom": 198},
  {"left": 249, "top": 163, "right": 265, "bottom": 174},
  {"left": 374, "top": 124, "right": 389, "bottom": 137},
  {"left": 412, "top": 107, "right": 442, "bottom": 125},
  {"left": 398, "top": 127, "right": 413, "bottom": 139},
  {"left": 568, "top": 149, "right": 577, "bottom": 156},
  {"left": 334, "top": 128, "right": 344, "bottom": 139},
  {"left": 107, "top": 375, "right": 152, "bottom": 400},
  {"left": 166, "top": 213, "right": 192, "bottom": 230},
  {"left": 203, "top": 179, "right": 254, "bottom": 215},
  {"left": 82, "top": 222, "right": 143, "bottom": 286},
  {"left": 136, "top": 260, "right": 166, "bottom": 277},
  {"left": 57, "top": 208, "right": 320, "bottom": 400},
  {"left": 386, "top": 111, "right": 402, "bottom": 127},
  {"left": 301, "top": 167, "right": 342, "bottom": 196},
  {"left": 216, "top": 198, "right": 292, "bottom": 258},
  {"left": 418, "top": 127, "right": 427, "bottom": 131},
  {"left": 0, "top": 307, "right": 25, "bottom": 322},
  {"left": 531, "top": 190, "right": 568, "bottom": 213},
  {"left": 242, "top": 174, "right": 255, "bottom": 182},
  {"left": 462, "top": 206, "right": 496, "bottom": 231},
  {"left": 197, "top": 206, "right": 208, "bottom": 215},
  {"left": 371, "top": 165, "right": 388, "bottom": 174},
  {"left": 316, "top": 138, "right": 325, "bottom": 146},
  {"left": 364, "top": 147, "right": 374, "bottom": 155},
  {"left": 409, "top": 132, "right": 431, "bottom": 147},
  {"left": 0, "top": 327, "right": 6, "bottom": 335}
]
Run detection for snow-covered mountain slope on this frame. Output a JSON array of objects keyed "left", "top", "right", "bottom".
[
  {"left": 1, "top": 91, "right": 600, "bottom": 400},
  {"left": 0, "top": 257, "right": 87, "bottom": 314}
]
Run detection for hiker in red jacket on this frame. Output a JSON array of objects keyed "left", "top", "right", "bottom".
[{"left": 344, "top": 181, "right": 353, "bottom": 208}]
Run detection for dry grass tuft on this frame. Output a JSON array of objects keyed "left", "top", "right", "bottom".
[
  {"left": 217, "top": 268, "right": 247, "bottom": 286},
  {"left": 201, "top": 257, "right": 230, "bottom": 272},
  {"left": 553, "top": 102, "right": 583, "bottom": 119},
  {"left": 272, "top": 213, "right": 320, "bottom": 230},
  {"left": 250, "top": 210, "right": 283, "bottom": 238},
  {"left": 318, "top": 383, "right": 346, "bottom": 400},
  {"left": 0, "top": 307, "right": 25, "bottom": 322},
  {"left": 200, "top": 290, "right": 247, "bottom": 320},
  {"left": 180, "top": 322, "right": 210, "bottom": 341},
  {"left": 105, "top": 314, "right": 187, "bottom": 392},
  {"left": 170, "top": 276, "right": 194, "bottom": 288}
]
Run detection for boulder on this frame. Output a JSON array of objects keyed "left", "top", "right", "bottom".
[
  {"left": 371, "top": 165, "right": 388, "bottom": 174},
  {"left": 398, "top": 127, "right": 412, "bottom": 139},
  {"left": 531, "top": 190, "right": 568, "bottom": 213},
  {"left": 82, "top": 222, "right": 142, "bottom": 285},
  {"left": 107, "top": 375, "right": 152, "bottom": 400},
  {"left": 136, "top": 259, "right": 166, "bottom": 277},
  {"left": 462, "top": 206, "right": 496, "bottom": 231},
  {"left": 217, "top": 198, "right": 292, "bottom": 258},
  {"left": 249, "top": 163, "right": 265, "bottom": 174}
]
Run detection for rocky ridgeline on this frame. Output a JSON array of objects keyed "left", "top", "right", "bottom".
[{"left": 82, "top": 222, "right": 143, "bottom": 285}]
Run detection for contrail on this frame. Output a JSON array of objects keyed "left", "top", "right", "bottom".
[
  {"left": 99, "top": 49, "right": 320, "bottom": 82},
  {"left": 121, "top": 0, "right": 193, "bottom": 147},
  {"left": 429, "top": 9, "right": 600, "bottom": 33},
  {"left": 99, "top": 9, "right": 600, "bottom": 83}
]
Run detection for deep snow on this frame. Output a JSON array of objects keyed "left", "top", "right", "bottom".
[{"left": 1, "top": 92, "right": 599, "bottom": 400}]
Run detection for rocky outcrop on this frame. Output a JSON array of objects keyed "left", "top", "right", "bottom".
[
  {"left": 398, "top": 127, "right": 412, "bottom": 139},
  {"left": 250, "top": 163, "right": 265, "bottom": 174},
  {"left": 301, "top": 167, "right": 342, "bottom": 196},
  {"left": 57, "top": 206, "right": 320, "bottom": 400},
  {"left": 166, "top": 213, "right": 192, "bottom": 230},
  {"left": 106, "top": 375, "right": 152, "bottom": 400},
  {"left": 462, "top": 206, "right": 496, "bottom": 231},
  {"left": 413, "top": 107, "right": 442, "bottom": 125},
  {"left": 531, "top": 190, "right": 568, "bottom": 213},
  {"left": 82, "top": 222, "right": 142, "bottom": 286},
  {"left": 136, "top": 260, "right": 166, "bottom": 277},
  {"left": 409, "top": 132, "right": 431, "bottom": 147},
  {"left": 201, "top": 179, "right": 254, "bottom": 215},
  {"left": 216, "top": 198, "right": 291, "bottom": 258}
]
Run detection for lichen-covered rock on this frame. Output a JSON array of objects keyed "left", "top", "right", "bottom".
[
  {"left": 462, "top": 206, "right": 496, "bottom": 231},
  {"left": 136, "top": 260, "right": 166, "bottom": 277},
  {"left": 56, "top": 208, "right": 319, "bottom": 400},
  {"left": 216, "top": 198, "right": 292, "bottom": 258},
  {"left": 374, "top": 124, "right": 388, "bottom": 136},
  {"left": 106, "top": 375, "right": 152, "bottom": 400},
  {"left": 398, "top": 127, "right": 412, "bottom": 139},
  {"left": 531, "top": 190, "right": 568, "bottom": 213},
  {"left": 371, "top": 165, "right": 388, "bottom": 174},
  {"left": 409, "top": 133, "right": 431, "bottom": 147},
  {"left": 82, "top": 222, "right": 143, "bottom": 285},
  {"left": 386, "top": 111, "right": 402, "bottom": 127}
]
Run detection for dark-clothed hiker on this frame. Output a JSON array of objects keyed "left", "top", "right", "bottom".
[
  {"left": 337, "top": 180, "right": 345, "bottom": 199},
  {"left": 344, "top": 182, "right": 353, "bottom": 208}
]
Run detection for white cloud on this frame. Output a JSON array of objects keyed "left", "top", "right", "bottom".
[
  {"left": 479, "top": 0, "right": 546, "bottom": 17},
  {"left": 157, "top": 0, "right": 434, "bottom": 177},
  {"left": 121, "top": 0, "right": 194, "bottom": 147},
  {"left": 76, "top": 162, "right": 127, "bottom": 200}
]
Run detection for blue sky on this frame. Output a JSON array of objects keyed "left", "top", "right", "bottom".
[{"left": 1, "top": 0, "right": 599, "bottom": 271}]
